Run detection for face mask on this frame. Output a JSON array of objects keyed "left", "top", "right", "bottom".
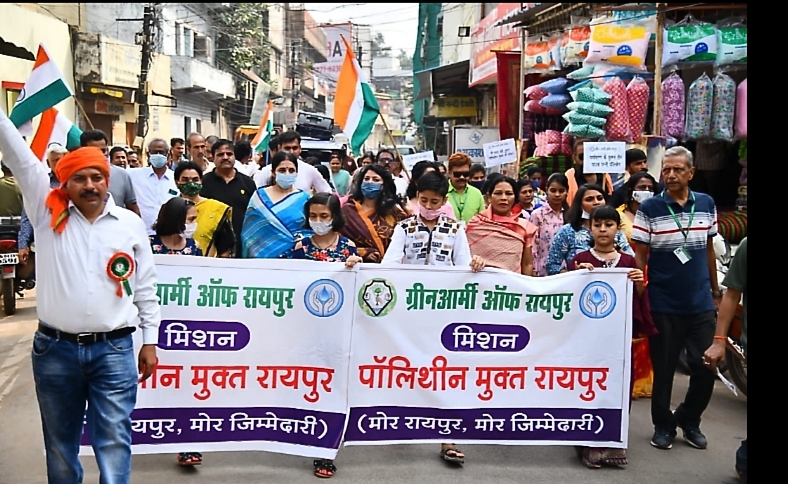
[
  {"left": 275, "top": 172, "right": 297, "bottom": 189},
  {"left": 420, "top": 206, "right": 443, "bottom": 221},
  {"left": 149, "top": 154, "right": 168, "bottom": 168},
  {"left": 632, "top": 190, "right": 654, "bottom": 203},
  {"left": 361, "top": 182, "right": 382, "bottom": 199},
  {"left": 469, "top": 180, "right": 485, "bottom": 190},
  {"left": 531, "top": 179, "right": 541, "bottom": 190},
  {"left": 309, "top": 219, "right": 334, "bottom": 236},
  {"left": 183, "top": 222, "right": 197, "bottom": 239},
  {"left": 582, "top": 210, "right": 591, "bottom": 220},
  {"left": 178, "top": 181, "right": 203, "bottom": 197}
]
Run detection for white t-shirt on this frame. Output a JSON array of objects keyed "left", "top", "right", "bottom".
[{"left": 254, "top": 159, "right": 332, "bottom": 193}]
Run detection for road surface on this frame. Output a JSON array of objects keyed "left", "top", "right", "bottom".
[{"left": 0, "top": 291, "right": 747, "bottom": 484}]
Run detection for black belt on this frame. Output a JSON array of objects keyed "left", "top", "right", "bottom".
[{"left": 37, "top": 324, "right": 136, "bottom": 345}]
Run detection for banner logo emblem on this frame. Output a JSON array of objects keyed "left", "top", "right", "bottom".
[
  {"left": 304, "top": 279, "right": 344, "bottom": 318},
  {"left": 358, "top": 278, "right": 396, "bottom": 317},
  {"left": 579, "top": 281, "right": 616, "bottom": 319}
]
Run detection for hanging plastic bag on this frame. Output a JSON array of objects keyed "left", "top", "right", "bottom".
[
  {"left": 575, "top": 88, "right": 612, "bottom": 105},
  {"left": 710, "top": 72, "right": 736, "bottom": 141},
  {"left": 560, "top": 17, "right": 591, "bottom": 66},
  {"left": 539, "top": 77, "right": 571, "bottom": 94},
  {"left": 566, "top": 101, "right": 614, "bottom": 118},
  {"left": 564, "top": 123, "right": 605, "bottom": 139},
  {"left": 539, "top": 93, "right": 572, "bottom": 111},
  {"left": 627, "top": 76, "right": 650, "bottom": 140},
  {"left": 548, "top": 33, "right": 563, "bottom": 71},
  {"left": 525, "top": 85, "right": 549, "bottom": 100},
  {"left": 567, "top": 65, "right": 595, "bottom": 80},
  {"left": 735, "top": 79, "right": 747, "bottom": 139},
  {"left": 685, "top": 73, "right": 714, "bottom": 140},
  {"left": 563, "top": 111, "right": 607, "bottom": 128},
  {"left": 523, "top": 35, "right": 551, "bottom": 73},
  {"left": 661, "top": 15, "right": 718, "bottom": 67},
  {"left": 602, "top": 76, "right": 632, "bottom": 141},
  {"left": 585, "top": 17, "right": 651, "bottom": 70},
  {"left": 524, "top": 100, "right": 546, "bottom": 114},
  {"left": 660, "top": 71, "right": 685, "bottom": 139},
  {"left": 716, "top": 17, "right": 747, "bottom": 65}
]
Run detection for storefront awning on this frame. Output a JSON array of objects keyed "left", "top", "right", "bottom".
[{"left": 496, "top": 3, "right": 561, "bottom": 27}]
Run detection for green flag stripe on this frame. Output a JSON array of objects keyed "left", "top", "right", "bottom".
[
  {"left": 350, "top": 83, "right": 380, "bottom": 154},
  {"left": 9, "top": 81, "right": 72, "bottom": 128}
]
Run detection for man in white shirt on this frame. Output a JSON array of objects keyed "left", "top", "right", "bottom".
[
  {"left": 233, "top": 139, "right": 260, "bottom": 178},
  {"left": 0, "top": 107, "right": 159, "bottom": 484},
  {"left": 187, "top": 132, "right": 214, "bottom": 174},
  {"left": 254, "top": 131, "right": 331, "bottom": 192},
  {"left": 376, "top": 149, "right": 408, "bottom": 197},
  {"left": 129, "top": 138, "right": 179, "bottom": 234}
]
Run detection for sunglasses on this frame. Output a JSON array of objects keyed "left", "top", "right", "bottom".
[
  {"left": 378, "top": 158, "right": 394, "bottom": 163},
  {"left": 452, "top": 171, "right": 471, "bottom": 178}
]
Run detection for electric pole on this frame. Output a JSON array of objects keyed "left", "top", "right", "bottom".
[{"left": 136, "top": 4, "right": 155, "bottom": 137}]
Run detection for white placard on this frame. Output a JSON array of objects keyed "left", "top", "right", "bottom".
[
  {"left": 483, "top": 138, "right": 517, "bottom": 168},
  {"left": 402, "top": 151, "right": 435, "bottom": 170},
  {"left": 583, "top": 142, "right": 626, "bottom": 174}
]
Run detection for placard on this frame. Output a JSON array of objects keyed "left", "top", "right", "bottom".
[
  {"left": 402, "top": 151, "right": 435, "bottom": 170},
  {"left": 583, "top": 142, "right": 626, "bottom": 173},
  {"left": 483, "top": 138, "right": 518, "bottom": 168}
]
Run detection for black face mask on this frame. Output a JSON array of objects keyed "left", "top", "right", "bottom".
[{"left": 469, "top": 180, "right": 485, "bottom": 190}]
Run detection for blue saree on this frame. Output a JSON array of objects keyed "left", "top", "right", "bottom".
[{"left": 241, "top": 188, "right": 312, "bottom": 258}]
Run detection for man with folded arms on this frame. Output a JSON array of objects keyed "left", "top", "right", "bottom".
[{"left": 0, "top": 107, "right": 160, "bottom": 484}]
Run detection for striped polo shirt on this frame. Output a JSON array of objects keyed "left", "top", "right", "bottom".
[{"left": 632, "top": 190, "right": 717, "bottom": 315}]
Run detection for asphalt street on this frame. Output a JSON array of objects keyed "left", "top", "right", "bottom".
[{"left": 0, "top": 291, "right": 747, "bottom": 484}]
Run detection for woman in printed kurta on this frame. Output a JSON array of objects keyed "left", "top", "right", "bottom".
[
  {"left": 529, "top": 173, "right": 569, "bottom": 276},
  {"left": 546, "top": 184, "right": 633, "bottom": 275}
]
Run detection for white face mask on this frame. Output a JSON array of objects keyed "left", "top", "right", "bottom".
[
  {"left": 632, "top": 190, "right": 654, "bottom": 203},
  {"left": 183, "top": 222, "right": 197, "bottom": 239},
  {"left": 309, "top": 219, "right": 333, "bottom": 236}
]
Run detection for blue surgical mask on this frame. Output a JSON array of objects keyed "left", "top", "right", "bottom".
[
  {"left": 361, "top": 182, "right": 382, "bottom": 199},
  {"left": 275, "top": 172, "right": 297, "bottom": 189},
  {"left": 531, "top": 179, "right": 541, "bottom": 190},
  {"left": 149, "top": 154, "right": 168, "bottom": 168}
]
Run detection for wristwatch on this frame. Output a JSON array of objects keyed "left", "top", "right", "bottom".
[{"left": 711, "top": 290, "right": 723, "bottom": 297}]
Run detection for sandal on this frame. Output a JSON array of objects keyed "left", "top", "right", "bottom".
[
  {"left": 579, "top": 447, "right": 603, "bottom": 469},
  {"left": 440, "top": 446, "right": 465, "bottom": 464},
  {"left": 601, "top": 448, "right": 628, "bottom": 467},
  {"left": 313, "top": 459, "right": 336, "bottom": 478},
  {"left": 177, "top": 452, "right": 202, "bottom": 466}
]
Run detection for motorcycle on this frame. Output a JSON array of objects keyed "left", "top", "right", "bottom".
[
  {"left": 676, "top": 234, "right": 746, "bottom": 396},
  {"left": 0, "top": 216, "right": 36, "bottom": 316}
]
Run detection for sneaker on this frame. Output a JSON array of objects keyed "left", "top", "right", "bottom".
[
  {"left": 650, "top": 428, "right": 676, "bottom": 449},
  {"left": 678, "top": 425, "right": 708, "bottom": 449}
]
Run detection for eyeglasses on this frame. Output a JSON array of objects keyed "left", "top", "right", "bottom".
[
  {"left": 452, "top": 171, "right": 470, "bottom": 178},
  {"left": 378, "top": 157, "right": 394, "bottom": 163}
]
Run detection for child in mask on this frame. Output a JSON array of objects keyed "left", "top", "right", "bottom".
[
  {"left": 291, "top": 192, "right": 363, "bottom": 267},
  {"left": 291, "top": 192, "right": 361, "bottom": 479},
  {"left": 149, "top": 197, "right": 202, "bottom": 256},
  {"left": 380, "top": 171, "right": 485, "bottom": 466}
]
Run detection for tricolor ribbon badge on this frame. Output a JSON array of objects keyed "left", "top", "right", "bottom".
[{"left": 107, "top": 252, "right": 134, "bottom": 297}]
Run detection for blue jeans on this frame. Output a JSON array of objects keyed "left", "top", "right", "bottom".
[{"left": 31, "top": 328, "right": 138, "bottom": 484}]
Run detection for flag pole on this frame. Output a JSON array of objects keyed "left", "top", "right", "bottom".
[
  {"left": 379, "top": 112, "right": 409, "bottom": 177},
  {"left": 72, "top": 95, "right": 95, "bottom": 130}
]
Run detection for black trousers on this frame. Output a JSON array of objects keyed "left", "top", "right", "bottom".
[{"left": 649, "top": 311, "right": 716, "bottom": 430}]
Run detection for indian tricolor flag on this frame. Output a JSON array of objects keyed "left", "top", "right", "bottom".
[
  {"left": 10, "top": 43, "right": 74, "bottom": 134},
  {"left": 334, "top": 35, "right": 380, "bottom": 154},
  {"left": 250, "top": 100, "right": 274, "bottom": 154},
  {"left": 30, "top": 108, "right": 81, "bottom": 162}
]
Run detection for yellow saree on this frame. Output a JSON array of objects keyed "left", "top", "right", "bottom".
[{"left": 195, "top": 198, "right": 234, "bottom": 257}]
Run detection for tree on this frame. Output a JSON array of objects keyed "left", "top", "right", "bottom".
[
  {"left": 397, "top": 49, "right": 413, "bottom": 70},
  {"left": 215, "top": 3, "right": 271, "bottom": 76},
  {"left": 371, "top": 32, "right": 391, "bottom": 57}
]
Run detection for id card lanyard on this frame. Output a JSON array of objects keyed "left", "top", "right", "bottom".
[{"left": 663, "top": 191, "right": 695, "bottom": 263}]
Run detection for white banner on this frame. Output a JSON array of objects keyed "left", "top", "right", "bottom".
[
  {"left": 79, "top": 260, "right": 632, "bottom": 457},
  {"left": 80, "top": 258, "right": 356, "bottom": 459},
  {"left": 313, "top": 23, "right": 353, "bottom": 92},
  {"left": 345, "top": 266, "right": 632, "bottom": 447}
]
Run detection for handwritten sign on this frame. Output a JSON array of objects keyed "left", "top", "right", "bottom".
[
  {"left": 583, "top": 142, "right": 626, "bottom": 174},
  {"left": 402, "top": 151, "right": 435, "bottom": 170},
  {"left": 483, "top": 139, "right": 517, "bottom": 168}
]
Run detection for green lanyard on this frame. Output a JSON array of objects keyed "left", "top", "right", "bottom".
[
  {"left": 663, "top": 191, "right": 695, "bottom": 244},
  {"left": 450, "top": 190, "right": 468, "bottom": 218}
]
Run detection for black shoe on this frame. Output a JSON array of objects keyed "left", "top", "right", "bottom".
[
  {"left": 679, "top": 425, "right": 708, "bottom": 449},
  {"left": 650, "top": 428, "right": 676, "bottom": 449}
]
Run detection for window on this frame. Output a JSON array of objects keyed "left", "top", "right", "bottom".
[
  {"left": 183, "top": 27, "right": 194, "bottom": 57},
  {"left": 194, "top": 35, "right": 212, "bottom": 62},
  {"left": 175, "top": 22, "right": 182, "bottom": 55},
  {"left": 4, "top": 89, "right": 21, "bottom": 115},
  {"left": 195, "top": 119, "right": 202, "bottom": 134},
  {"left": 275, "top": 50, "right": 282, "bottom": 76},
  {"left": 184, "top": 116, "right": 191, "bottom": 139},
  {"left": 210, "top": 110, "right": 217, "bottom": 124}
]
